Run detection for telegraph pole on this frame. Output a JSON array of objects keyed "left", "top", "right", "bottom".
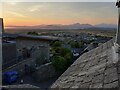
[{"left": 115, "top": 0, "right": 120, "bottom": 52}]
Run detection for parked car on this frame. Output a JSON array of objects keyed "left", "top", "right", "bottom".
[{"left": 4, "top": 71, "right": 18, "bottom": 84}]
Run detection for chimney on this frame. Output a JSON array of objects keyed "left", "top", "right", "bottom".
[
  {"left": 0, "top": 18, "right": 3, "bottom": 88},
  {"left": 0, "top": 18, "right": 4, "bottom": 34},
  {"left": 115, "top": 0, "right": 120, "bottom": 53}
]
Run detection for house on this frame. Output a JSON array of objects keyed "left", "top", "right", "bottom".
[
  {"left": 15, "top": 34, "right": 59, "bottom": 62},
  {"left": 2, "top": 41, "right": 17, "bottom": 69}
]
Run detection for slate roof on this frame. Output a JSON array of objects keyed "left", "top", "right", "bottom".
[
  {"left": 51, "top": 39, "right": 120, "bottom": 89},
  {"left": 16, "top": 34, "right": 59, "bottom": 41},
  {"left": 3, "top": 33, "right": 60, "bottom": 41}
]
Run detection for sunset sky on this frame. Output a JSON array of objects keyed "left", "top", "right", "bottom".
[{"left": 2, "top": 2, "right": 118, "bottom": 27}]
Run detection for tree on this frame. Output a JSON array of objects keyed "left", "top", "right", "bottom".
[
  {"left": 75, "top": 42, "right": 80, "bottom": 48},
  {"left": 27, "top": 32, "right": 39, "bottom": 35},
  {"left": 69, "top": 41, "right": 83, "bottom": 48},
  {"left": 51, "top": 47, "right": 73, "bottom": 74},
  {"left": 79, "top": 41, "right": 84, "bottom": 48},
  {"left": 69, "top": 41, "right": 76, "bottom": 48},
  {"left": 64, "top": 52, "right": 73, "bottom": 66},
  {"left": 52, "top": 41, "right": 62, "bottom": 47},
  {"left": 52, "top": 56, "right": 67, "bottom": 74},
  {"left": 53, "top": 47, "right": 71, "bottom": 57}
]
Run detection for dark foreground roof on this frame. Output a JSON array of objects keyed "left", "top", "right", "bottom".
[
  {"left": 51, "top": 39, "right": 120, "bottom": 89},
  {"left": 3, "top": 84, "right": 40, "bottom": 90}
]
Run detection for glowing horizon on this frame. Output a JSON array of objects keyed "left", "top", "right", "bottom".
[{"left": 2, "top": 2, "right": 118, "bottom": 27}]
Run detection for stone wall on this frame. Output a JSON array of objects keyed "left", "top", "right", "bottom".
[
  {"left": 16, "top": 39, "right": 50, "bottom": 62},
  {"left": 3, "top": 58, "right": 35, "bottom": 77},
  {"left": 3, "top": 61, "right": 58, "bottom": 82},
  {"left": 32, "top": 63, "right": 58, "bottom": 82}
]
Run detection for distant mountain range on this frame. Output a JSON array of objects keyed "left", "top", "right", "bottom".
[
  {"left": 94, "top": 24, "right": 117, "bottom": 29},
  {"left": 6, "top": 23, "right": 117, "bottom": 30}
]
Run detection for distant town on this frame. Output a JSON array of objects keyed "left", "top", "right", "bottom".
[{"left": 2, "top": 25, "right": 114, "bottom": 88}]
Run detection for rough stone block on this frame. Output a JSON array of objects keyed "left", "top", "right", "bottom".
[
  {"left": 90, "top": 83, "right": 103, "bottom": 88},
  {"left": 80, "top": 82, "right": 91, "bottom": 88},
  {"left": 92, "top": 74, "right": 104, "bottom": 84},
  {"left": 82, "top": 76, "right": 93, "bottom": 84},
  {"left": 104, "top": 67, "right": 117, "bottom": 75},
  {"left": 103, "top": 81, "right": 118, "bottom": 88},
  {"left": 75, "top": 75, "right": 86, "bottom": 83},
  {"left": 104, "top": 72, "right": 118, "bottom": 84}
]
